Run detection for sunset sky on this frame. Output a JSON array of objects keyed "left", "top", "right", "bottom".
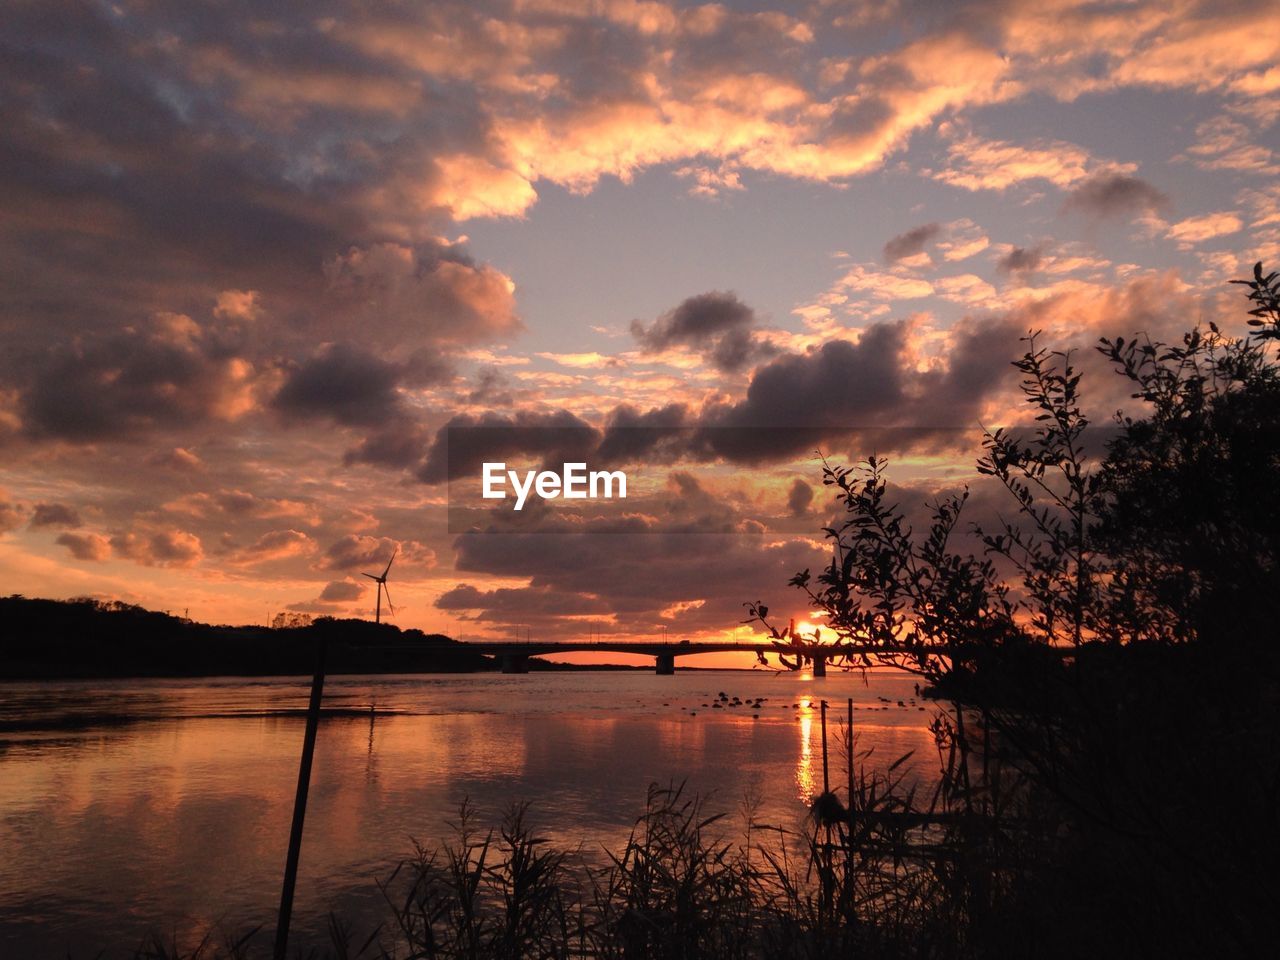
[{"left": 1, "top": 0, "right": 1277, "bottom": 660}]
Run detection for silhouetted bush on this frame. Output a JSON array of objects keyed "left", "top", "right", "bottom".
[{"left": 742, "top": 262, "right": 1280, "bottom": 956}]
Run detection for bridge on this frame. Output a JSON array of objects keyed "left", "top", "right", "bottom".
[{"left": 456, "top": 640, "right": 918, "bottom": 675}]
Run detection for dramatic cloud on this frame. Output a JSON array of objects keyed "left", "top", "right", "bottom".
[
  {"left": 319, "top": 579, "right": 365, "bottom": 603},
  {"left": 596, "top": 403, "right": 693, "bottom": 465},
  {"left": 418, "top": 410, "right": 601, "bottom": 483},
  {"left": 19, "top": 313, "right": 257, "bottom": 442},
  {"left": 29, "top": 503, "right": 82, "bottom": 529},
  {"left": 631, "top": 292, "right": 774, "bottom": 372},
  {"left": 320, "top": 535, "right": 434, "bottom": 572},
  {"left": 321, "top": 243, "right": 520, "bottom": 347},
  {"left": 0, "top": 0, "right": 1273, "bottom": 639},
  {"left": 786, "top": 478, "right": 814, "bottom": 517},
  {"left": 1063, "top": 173, "right": 1170, "bottom": 219},
  {"left": 694, "top": 317, "right": 1022, "bottom": 462},
  {"left": 163, "top": 491, "right": 318, "bottom": 531},
  {"left": 424, "top": 314, "right": 1023, "bottom": 479},
  {"left": 111, "top": 528, "right": 205, "bottom": 568},
  {"left": 232, "top": 529, "right": 316, "bottom": 565},
  {"left": 884, "top": 224, "right": 943, "bottom": 263},
  {"left": 997, "top": 246, "right": 1046, "bottom": 274},
  {"left": 55, "top": 532, "right": 112, "bottom": 562},
  {"left": 443, "top": 512, "right": 825, "bottom": 635},
  {"left": 437, "top": 583, "right": 613, "bottom": 618},
  {"left": 274, "top": 344, "right": 407, "bottom": 426}
]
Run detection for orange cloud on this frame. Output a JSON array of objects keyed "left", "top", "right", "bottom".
[
  {"left": 932, "top": 133, "right": 1133, "bottom": 191},
  {"left": 230, "top": 529, "right": 317, "bottom": 565},
  {"left": 56, "top": 531, "right": 113, "bottom": 562},
  {"left": 111, "top": 528, "right": 205, "bottom": 569}
]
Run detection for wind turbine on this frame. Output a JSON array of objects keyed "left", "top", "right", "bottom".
[{"left": 362, "top": 548, "right": 397, "bottom": 624}]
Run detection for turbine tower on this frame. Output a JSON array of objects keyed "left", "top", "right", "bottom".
[{"left": 362, "top": 548, "right": 397, "bottom": 624}]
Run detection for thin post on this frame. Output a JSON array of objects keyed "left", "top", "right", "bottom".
[
  {"left": 846, "top": 697, "right": 854, "bottom": 820},
  {"left": 274, "top": 635, "right": 328, "bottom": 960},
  {"left": 820, "top": 699, "right": 829, "bottom": 795},
  {"left": 818, "top": 698, "right": 832, "bottom": 928}
]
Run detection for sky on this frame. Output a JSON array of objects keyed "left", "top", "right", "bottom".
[{"left": 1, "top": 0, "right": 1278, "bottom": 663}]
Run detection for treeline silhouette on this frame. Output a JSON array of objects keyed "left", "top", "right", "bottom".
[{"left": 0, "top": 596, "right": 491, "bottom": 678}]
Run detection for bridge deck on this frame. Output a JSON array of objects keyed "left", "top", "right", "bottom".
[{"left": 454, "top": 640, "right": 926, "bottom": 657}]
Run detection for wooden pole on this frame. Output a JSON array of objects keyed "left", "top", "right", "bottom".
[
  {"left": 274, "top": 635, "right": 328, "bottom": 960},
  {"left": 820, "top": 699, "right": 829, "bottom": 795},
  {"left": 847, "top": 697, "right": 855, "bottom": 831}
]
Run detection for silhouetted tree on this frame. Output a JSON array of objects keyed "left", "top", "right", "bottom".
[
  {"left": 1094, "top": 264, "right": 1280, "bottom": 647},
  {"left": 747, "top": 263, "right": 1280, "bottom": 956}
]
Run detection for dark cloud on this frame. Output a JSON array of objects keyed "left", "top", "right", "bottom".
[
  {"left": 596, "top": 403, "right": 692, "bottom": 465},
  {"left": 273, "top": 344, "right": 404, "bottom": 426},
  {"left": 445, "top": 518, "right": 824, "bottom": 635},
  {"left": 426, "top": 317, "right": 1022, "bottom": 483},
  {"left": 694, "top": 317, "right": 1020, "bottom": 462},
  {"left": 56, "top": 531, "right": 112, "bottom": 562},
  {"left": 632, "top": 292, "right": 754, "bottom": 348},
  {"left": 631, "top": 292, "right": 773, "bottom": 372},
  {"left": 29, "top": 502, "right": 81, "bottom": 529},
  {"left": 883, "top": 223, "right": 942, "bottom": 262},
  {"left": 320, "top": 534, "right": 434, "bottom": 572},
  {"left": 232, "top": 529, "right": 314, "bottom": 564},
  {"left": 274, "top": 343, "right": 454, "bottom": 462},
  {"left": 343, "top": 421, "right": 434, "bottom": 469},
  {"left": 322, "top": 535, "right": 399, "bottom": 572},
  {"left": 320, "top": 243, "right": 522, "bottom": 348},
  {"left": 436, "top": 583, "right": 612, "bottom": 617},
  {"left": 111, "top": 528, "right": 204, "bottom": 567},
  {"left": 787, "top": 478, "right": 814, "bottom": 517},
  {"left": 997, "top": 245, "right": 1045, "bottom": 274},
  {"left": 319, "top": 579, "right": 365, "bottom": 603},
  {"left": 436, "top": 455, "right": 1058, "bottom": 636},
  {"left": 20, "top": 314, "right": 256, "bottom": 442},
  {"left": 0, "top": 3, "right": 520, "bottom": 456},
  {"left": 1062, "top": 173, "right": 1170, "bottom": 218},
  {"left": 418, "top": 410, "right": 601, "bottom": 483}
]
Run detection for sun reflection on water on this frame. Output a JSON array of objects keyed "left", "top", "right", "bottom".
[{"left": 795, "top": 697, "right": 815, "bottom": 802}]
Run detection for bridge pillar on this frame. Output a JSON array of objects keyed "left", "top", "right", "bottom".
[
  {"left": 500, "top": 653, "right": 529, "bottom": 674},
  {"left": 811, "top": 653, "right": 827, "bottom": 677},
  {"left": 655, "top": 652, "right": 676, "bottom": 675}
]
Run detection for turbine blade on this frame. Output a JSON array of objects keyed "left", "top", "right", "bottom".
[
  {"left": 382, "top": 548, "right": 398, "bottom": 579},
  {"left": 382, "top": 584, "right": 395, "bottom": 616},
  {"left": 361, "top": 572, "right": 378, "bottom": 581}
]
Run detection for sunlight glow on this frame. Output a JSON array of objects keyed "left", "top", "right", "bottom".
[{"left": 796, "top": 702, "right": 815, "bottom": 802}]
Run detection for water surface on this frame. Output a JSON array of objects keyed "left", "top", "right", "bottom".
[{"left": 0, "top": 670, "right": 938, "bottom": 957}]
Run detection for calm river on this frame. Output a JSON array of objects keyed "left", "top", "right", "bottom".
[{"left": 0, "top": 670, "right": 938, "bottom": 957}]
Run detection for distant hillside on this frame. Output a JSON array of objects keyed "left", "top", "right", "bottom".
[{"left": 0, "top": 596, "right": 493, "bottom": 679}]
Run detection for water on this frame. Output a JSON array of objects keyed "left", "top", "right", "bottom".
[{"left": 0, "top": 671, "right": 938, "bottom": 958}]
